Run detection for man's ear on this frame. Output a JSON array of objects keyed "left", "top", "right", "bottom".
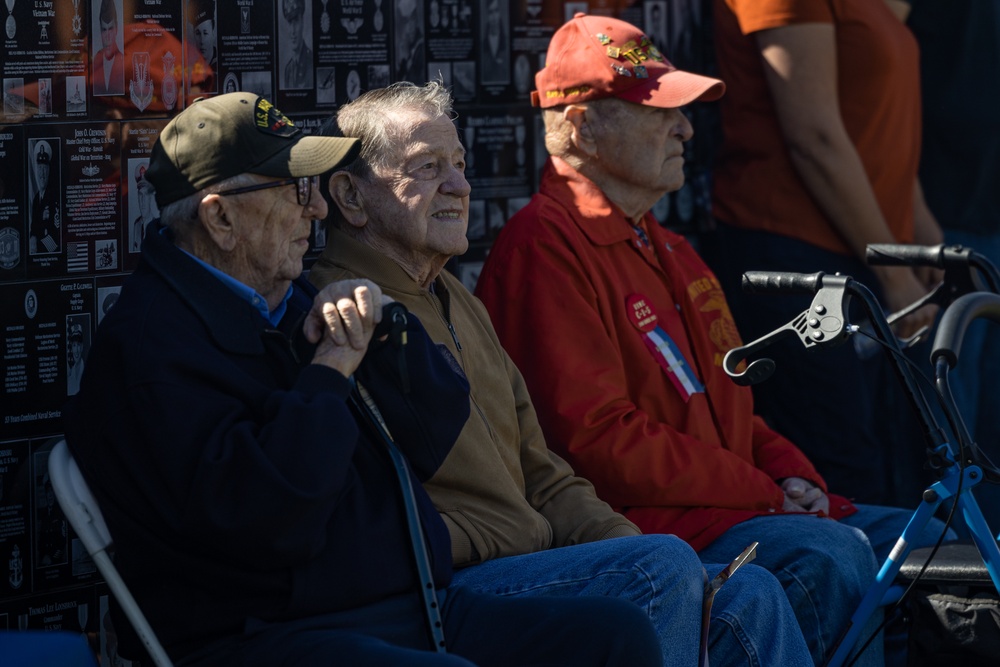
[
  {"left": 328, "top": 171, "right": 368, "bottom": 229},
  {"left": 197, "top": 193, "right": 238, "bottom": 252},
  {"left": 564, "top": 105, "right": 598, "bottom": 158}
]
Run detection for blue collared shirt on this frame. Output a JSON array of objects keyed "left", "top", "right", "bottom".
[{"left": 180, "top": 249, "right": 292, "bottom": 327}]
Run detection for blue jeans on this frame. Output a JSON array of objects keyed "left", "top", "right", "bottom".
[
  {"left": 698, "top": 505, "right": 956, "bottom": 666},
  {"left": 450, "top": 534, "right": 812, "bottom": 667},
  {"left": 178, "top": 586, "right": 662, "bottom": 667}
]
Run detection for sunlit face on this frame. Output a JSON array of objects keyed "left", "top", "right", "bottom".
[
  {"left": 589, "top": 99, "right": 694, "bottom": 197},
  {"left": 193, "top": 19, "right": 215, "bottom": 64},
  {"left": 224, "top": 175, "right": 327, "bottom": 304},
  {"left": 356, "top": 113, "right": 470, "bottom": 276},
  {"left": 100, "top": 18, "right": 117, "bottom": 59}
]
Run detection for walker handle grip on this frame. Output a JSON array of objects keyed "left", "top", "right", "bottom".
[
  {"left": 741, "top": 271, "right": 826, "bottom": 295},
  {"left": 866, "top": 243, "right": 946, "bottom": 267}
]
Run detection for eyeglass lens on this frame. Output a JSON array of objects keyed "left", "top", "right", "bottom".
[{"left": 297, "top": 176, "right": 317, "bottom": 206}]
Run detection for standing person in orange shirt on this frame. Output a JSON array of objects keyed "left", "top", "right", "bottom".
[{"left": 704, "top": 0, "right": 943, "bottom": 507}]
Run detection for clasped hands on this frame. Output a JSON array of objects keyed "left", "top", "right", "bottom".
[
  {"left": 781, "top": 477, "right": 830, "bottom": 515},
  {"left": 304, "top": 279, "right": 392, "bottom": 377}
]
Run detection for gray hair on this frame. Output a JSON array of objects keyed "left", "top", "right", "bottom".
[
  {"left": 334, "top": 80, "right": 456, "bottom": 177},
  {"left": 159, "top": 172, "right": 257, "bottom": 239}
]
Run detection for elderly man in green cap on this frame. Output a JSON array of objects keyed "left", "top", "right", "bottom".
[{"left": 62, "top": 91, "right": 663, "bottom": 667}]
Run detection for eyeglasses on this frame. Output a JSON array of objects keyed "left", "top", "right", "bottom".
[{"left": 217, "top": 175, "right": 318, "bottom": 207}]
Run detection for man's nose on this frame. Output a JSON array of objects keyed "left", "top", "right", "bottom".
[
  {"left": 675, "top": 111, "right": 694, "bottom": 142},
  {"left": 442, "top": 164, "right": 471, "bottom": 198},
  {"left": 305, "top": 193, "right": 329, "bottom": 220}
]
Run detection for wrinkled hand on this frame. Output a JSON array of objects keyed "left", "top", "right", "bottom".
[
  {"left": 781, "top": 477, "right": 830, "bottom": 515},
  {"left": 303, "top": 279, "right": 392, "bottom": 377}
]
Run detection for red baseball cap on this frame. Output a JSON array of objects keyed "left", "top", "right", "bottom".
[{"left": 533, "top": 13, "right": 725, "bottom": 109}]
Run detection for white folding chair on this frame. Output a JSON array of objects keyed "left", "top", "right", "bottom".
[{"left": 47, "top": 438, "right": 173, "bottom": 667}]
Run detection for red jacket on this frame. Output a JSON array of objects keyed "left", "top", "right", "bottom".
[{"left": 476, "top": 158, "right": 856, "bottom": 550}]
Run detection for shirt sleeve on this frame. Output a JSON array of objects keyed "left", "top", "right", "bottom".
[{"left": 725, "top": 0, "right": 833, "bottom": 35}]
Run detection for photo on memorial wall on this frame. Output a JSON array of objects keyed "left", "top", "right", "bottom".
[
  {"left": 3, "top": 77, "right": 25, "bottom": 117},
  {"left": 187, "top": 0, "right": 218, "bottom": 92},
  {"left": 368, "top": 64, "right": 390, "bottom": 90},
  {"left": 480, "top": 0, "right": 510, "bottom": 85},
  {"left": 645, "top": 1, "right": 669, "bottom": 51},
  {"left": 92, "top": 0, "right": 125, "bottom": 97},
  {"left": 95, "top": 238, "right": 119, "bottom": 271},
  {"left": 66, "top": 313, "right": 91, "bottom": 396},
  {"left": 0, "top": 440, "right": 30, "bottom": 598},
  {"left": 97, "top": 285, "right": 121, "bottom": 325},
  {"left": 279, "top": 0, "right": 314, "bottom": 90},
  {"left": 394, "top": 0, "right": 425, "bottom": 84},
  {"left": 33, "top": 450, "right": 68, "bottom": 569},
  {"left": 27, "top": 138, "right": 61, "bottom": 256},
  {"left": 241, "top": 71, "right": 272, "bottom": 99},
  {"left": 345, "top": 68, "right": 361, "bottom": 101},
  {"left": 513, "top": 53, "right": 531, "bottom": 96},
  {"left": 127, "top": 159, "right": 159, "bottom": 254},
  {"left": 65, "top": 76, "right": 87, "bottom": 114},
  {"left": 24, "top": 288, "right": 38, "bottom": 319},
  {"left": 37, "top": 79, "right": 53, "bottom": 116},
  {"left": 317, "top": 67, "right": 335, "bottom": 105},
  {"left": 452, "top": 61, "right": 475, "bottom": 101}
]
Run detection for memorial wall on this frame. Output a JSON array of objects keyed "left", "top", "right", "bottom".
[{"left": 0, "top": 0, "right": 711, "bottom": 658}]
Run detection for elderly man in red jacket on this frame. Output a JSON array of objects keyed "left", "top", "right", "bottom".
[{"left": 476, "top": 13, "right": 953, "bottom": 667}]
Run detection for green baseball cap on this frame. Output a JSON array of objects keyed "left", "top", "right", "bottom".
[{"left": 146, "top": 92, "right": 360, "bottom": 209}]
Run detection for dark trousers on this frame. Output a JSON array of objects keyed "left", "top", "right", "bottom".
[
  {"left": 177, "top": 585, "right": 662, "bottom": 667},
  {"left": 702, "top": 223, "right": 931, "bottom": 507}
]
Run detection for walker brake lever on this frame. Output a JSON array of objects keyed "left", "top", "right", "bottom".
[
  {"left": 881, "top": 282, "right": 945, "bottom": 349},
  {"left": 884, "top": 282, "right": 945, "bottom": 327},
  {"left": 724, "top": 286, "right": 850, "bottom": 386}
]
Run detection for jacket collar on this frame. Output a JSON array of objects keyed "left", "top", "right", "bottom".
[
  {"left": 142, "top": 223, "right": 316, "bottom": 356},
  {"left": 313, "top": 227, "right": 430, "bottom": 296},
  {"left": 540, "top": 156, "right": 638, "bottom": 247}
]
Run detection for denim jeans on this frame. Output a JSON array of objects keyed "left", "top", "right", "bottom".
[
  {"left": 178, "top": 586, "right": 663, "bottom": 667},
  {"left": 450, "top": 534, "right": 812, "bottom": 667},
  {"left": 698, "top": 505, "right": 956, "bottom": 667}
]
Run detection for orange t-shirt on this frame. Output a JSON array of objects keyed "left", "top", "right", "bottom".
[{"left": 711, "top": 0, "right": 921, "bottom": 255}]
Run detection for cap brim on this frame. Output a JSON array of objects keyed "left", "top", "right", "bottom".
[
  {"left": 253, "top": 135, "right": 362, "bottom": 178},
  {"left": 619, "top": 69, "right": 725, "bottom": 108}
]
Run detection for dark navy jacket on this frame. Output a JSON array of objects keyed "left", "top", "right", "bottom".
[{"left": 63, "top": 227, "right": 470, "bottom": 660}]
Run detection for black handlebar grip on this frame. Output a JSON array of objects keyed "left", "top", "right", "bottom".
[
  {"left": 866, "top": 243, "right": 945, "bottom": 267},
  {"left": 741, "top": 271, "right": 826, "bottom": 295},
  {"left": 932, "top": 292, "right": 1000, "bottom": 367}
]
